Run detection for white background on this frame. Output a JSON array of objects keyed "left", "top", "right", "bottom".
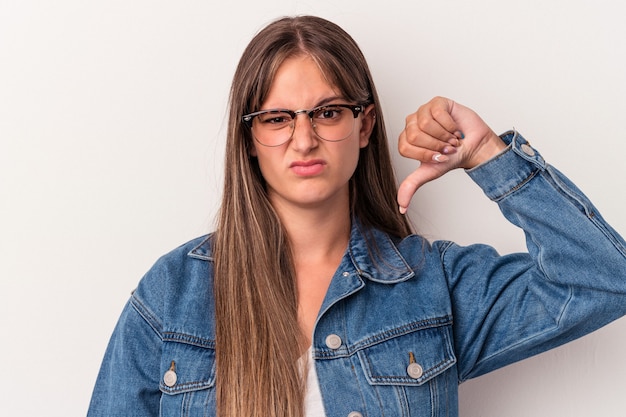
[{"left": 1, "top": 1, "right": 625, "bottom": 416}]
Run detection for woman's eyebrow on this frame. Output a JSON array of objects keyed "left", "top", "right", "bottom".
[
  {"left": 315, "top": 96, "right": 347, "bottom": 107},
  {"left": 259, "top": 96, "right": 347, "bottom": 112}
]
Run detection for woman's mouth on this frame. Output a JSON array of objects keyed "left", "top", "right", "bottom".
[{"left": 289, "top": 159, "right": 326, "bottom": 176}]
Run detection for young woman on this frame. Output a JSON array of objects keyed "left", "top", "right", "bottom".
[{"left": 87, "top": 15, "right": 626, "bottom": 417}]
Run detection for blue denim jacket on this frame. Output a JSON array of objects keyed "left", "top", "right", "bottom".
[{"left": 88, "top": 131, "right": 626, "bottom": 417}]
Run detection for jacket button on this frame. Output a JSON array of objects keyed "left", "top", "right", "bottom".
[
  {"left": 407, "top": 362, "right": 423, "bottom": 379},
  {"left": 348, "top": 412, "right": 363, "bottom": 417},
  {"left": 163, "top": 369, "right": 177, "bottom": 387},
  {"left": 521, "top": 143, "right": 535, "bottom": 156},
  {"left": 325, "top": 334, "right": 342, "bottom": 349}
]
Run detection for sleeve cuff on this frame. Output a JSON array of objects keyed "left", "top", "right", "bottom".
[{"left": 466, "top": 130, "right": 547, "bottom": 201}]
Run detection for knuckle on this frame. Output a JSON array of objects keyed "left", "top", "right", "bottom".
[
  {"left": 417, "top": 118, "right": 433, "bottom": 131},
  {"left": 431, "top": 106, "right": 447, "bottom": 119},
  {"left": 398, "top": 140, "right": 410, "bottom": 155}
]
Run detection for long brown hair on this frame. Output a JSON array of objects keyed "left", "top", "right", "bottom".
[{"left": 213, "top": 15, "right": 412, "bottom": 417}]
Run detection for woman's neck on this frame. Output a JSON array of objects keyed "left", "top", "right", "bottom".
[
  {"left": 270, "top": 194, "right": 352, "bottom": 346},
  {"left": 273, "top": 198, "right": 352, "bottom": 263}
]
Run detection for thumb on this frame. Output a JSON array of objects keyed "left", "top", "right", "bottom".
[{"left": 397, "top": 163, "right": 448, "bottom": 214}]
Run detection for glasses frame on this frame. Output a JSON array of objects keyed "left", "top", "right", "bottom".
[{"left": 242, "top": 104, "right": 365, "bottom": 147}]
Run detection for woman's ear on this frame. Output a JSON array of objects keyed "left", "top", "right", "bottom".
[{"left": 359, "top": 104, "right": 376, "bottom": 148}]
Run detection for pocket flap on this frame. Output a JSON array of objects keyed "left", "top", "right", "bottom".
[
  {"left": 159, "top": 338, "right": 216, "bottom": 394},
  {"left": 358, "top": 323, "right": 456, "bottom": 386}
]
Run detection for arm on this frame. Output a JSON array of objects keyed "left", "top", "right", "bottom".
[
  {"left": 398, "top": 97, "right": 626, "bottom": 380},
  {"left": 87, "top": 293, "right": 162, "bottom": 417}
]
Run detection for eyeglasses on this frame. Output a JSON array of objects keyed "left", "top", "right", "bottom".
[{"left": 242, "top": 104, "right": 365, "bottom": 147}]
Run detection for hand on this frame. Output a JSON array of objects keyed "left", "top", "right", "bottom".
[{"left": 397, "top": 96, "right": 507, "bottom": 214}]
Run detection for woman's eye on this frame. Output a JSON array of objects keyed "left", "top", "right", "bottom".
[
  {"left": 315, "top": 107, "right": 342, "bottom": 119},
  {"left": 260, "top": 113, "right": 291, "bottom": 124}
]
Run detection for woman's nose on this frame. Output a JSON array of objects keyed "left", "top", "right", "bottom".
[{"left": 289, "top": 114, "right": 318, "bottom": 152}]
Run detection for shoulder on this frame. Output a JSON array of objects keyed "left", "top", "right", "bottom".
[
  {"left": 131, "top": 234, "right": 216, "bottom": 339},
  {"left": 137, "top": 234, "right": 213, "bottom": 292}
]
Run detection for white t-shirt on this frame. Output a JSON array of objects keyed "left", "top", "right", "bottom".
[{"left": 302, "top": 347, "right": 326, "bottom": 417}]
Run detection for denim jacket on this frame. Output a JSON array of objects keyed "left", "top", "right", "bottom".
[{"left": 87, "top": 131, "right": 626, "bottom": 417}]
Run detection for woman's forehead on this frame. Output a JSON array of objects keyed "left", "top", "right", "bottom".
[{"left": 260, "top": 55, "right": 342, "bottom": 109}]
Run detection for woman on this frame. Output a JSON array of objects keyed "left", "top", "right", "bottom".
[{"left": 87, "top": 15, "right": 626, "bottom": 417}]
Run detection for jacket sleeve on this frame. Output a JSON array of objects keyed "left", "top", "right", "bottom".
[
  {"left": 87, "top": 291, "right": 163, "bottom": 417},
  {"left": 441, "top": 130, "right": 626, "bottom": 382}
]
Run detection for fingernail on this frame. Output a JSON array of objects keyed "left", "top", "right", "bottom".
[
  {"left": 456, "top": 131, "right": 465, "bottom": 139},
  {"left": 399, "top": 206, "right": 407, "bottom": 214},
  {"left": 432, "top": 153, "right": 448, "bottom": 162},
  {"left": 442, "top": 146, "right": 456, "bottom": 155}
]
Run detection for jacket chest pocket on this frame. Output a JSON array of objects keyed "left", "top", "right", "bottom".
[
  {"left": 159, "top": 339, "right": 216, "bottom": 417},
  {"left": 355, "top": 322, "right": 457, "bottom": 417}
]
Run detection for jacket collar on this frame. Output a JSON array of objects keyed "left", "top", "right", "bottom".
[
  {"left": 348, "top": 218, "right": 414, "bottom": 284},
  {"left": 186, "top": 219, "right": 415, "bottom": 284},
  {"left": 188, "top": 235, "right": 213, "bottom": 261}
]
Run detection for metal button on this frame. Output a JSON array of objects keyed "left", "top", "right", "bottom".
[
  {"left": 342, "top": 271, "right": 350, "bottom": 277},
  {"left": 325, "top": 334, "right": 342, "bottom": 349},
  {"left": 164, "top": 369, "right": 177, "bottom": 387},
  {"left": 521, "top": 143, "right": 535, "bottom": 156},
  {"left": 407, "top": 362, "right": 423, "bottom": 379},
  {"left": 348, "top": 412, "right": 363, "bottom": 417}
]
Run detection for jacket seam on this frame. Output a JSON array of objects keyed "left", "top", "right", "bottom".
[
  {"left": 129, "top": 293, "right": 163, "bottom": 340},
  {"left": 316, "top": 316, "right": 453, "bottom": 359},
  {"left": 490, "top": 168, "right": 540, "bottom": 203},
  {"left": 162, "top": 332, "right": 215, "bottom": 349}
]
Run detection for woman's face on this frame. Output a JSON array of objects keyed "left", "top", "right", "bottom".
[{"left": 249, "top": 55, "right": 375, "bottom": 215}]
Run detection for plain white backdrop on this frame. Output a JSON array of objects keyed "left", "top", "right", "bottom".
[{"left": 1, "top": 1, "right": 624, "bottom": 416}]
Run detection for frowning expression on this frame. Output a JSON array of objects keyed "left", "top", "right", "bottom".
[{"left": 249, "top": 55, "right": 375, "bottom": 213}]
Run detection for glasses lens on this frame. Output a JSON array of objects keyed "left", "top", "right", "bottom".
[
  {"left": 251, "top": 110, "right": 294, "bottom": 146},
  {"left": 311, "top": 106, "right": 356, "bottom": 142}
]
